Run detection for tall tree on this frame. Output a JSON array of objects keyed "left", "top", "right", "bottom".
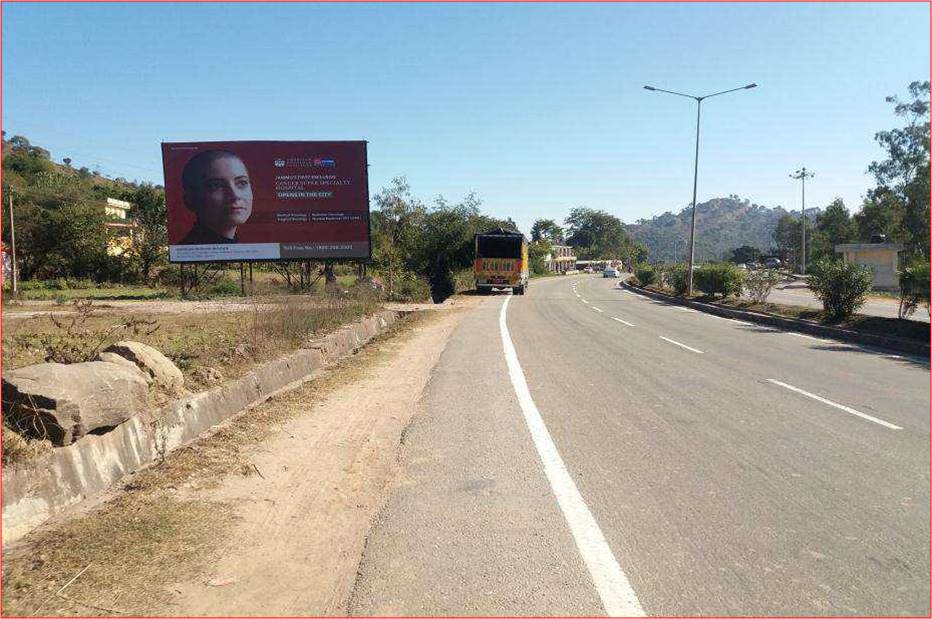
[
  {"left": 811, "top": 198, "right": 856, "bottom": 262},
  {"left": 866, "top": 80, "right": 930, "bottom": 258},
  {"left": 530, "top": 218, "right": 564, "bottom": 244},
  {"left": 564, "top": 207, "right": 632, "bottom": 260},
  {"left": 773, "top": 214, "right": 802, "bottom": 267},
  {"left": 127, "top": 183, "right": 167, "bottom": 281}
]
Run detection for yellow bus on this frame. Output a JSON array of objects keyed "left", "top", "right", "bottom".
[{"left": 474, "top": 228, "right": 529, "bottom": 295}]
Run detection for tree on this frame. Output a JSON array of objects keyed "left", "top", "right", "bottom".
[
  {"left": 811, "top": 198, "right": 855, "bottom": 262},
  {"left": 564, "top": 207, "right": 633, "bottom": 260},
  {"left": 866, "top": 80, "right": 930, "bottom": 259},
  {"left": 773, "top": 214, "right": 801, "bottom": 267},
  {"left": 371, "top": 177, "right": 426, "bottom": 298},
  {"left": 127, "top": 183, "right": 167, "bottom": 281},
  {"left": 728, "top": 245, "right": 762, "bottom": 264},
  {"left": 63, "top": 157, "right": 72, "bottom": 168},
  {"left": 530, "top": 219, "right": 564, "bottom": 244},
  {"left": 529, "top": 240, "right": 552, "bottom": 275}
]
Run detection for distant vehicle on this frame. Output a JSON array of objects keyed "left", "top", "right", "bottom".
[
  {"left": 474, "top": 228, "right": 529, "bottom": 295},
  {"left": 583, "top": 266, "right": 594, "bottom": 274},
  {"left": 603, "top": 267, "right": 621, "bottom": 278},
  {"left": 764, "top": 257, "right": 782, "bottom": 269},
  {"left": 736, "top": 263, "right": 748, "bottom": 270}
]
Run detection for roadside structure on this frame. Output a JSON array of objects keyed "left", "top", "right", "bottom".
[
  {"left": 547, "top": 244, "right": 577, "bottom": 274},
  {"left": 103, "top": 197, "right": 137, "bottom": 256},
  {"left": 834, "top": 242, "right": 902, "bottom": 291}
]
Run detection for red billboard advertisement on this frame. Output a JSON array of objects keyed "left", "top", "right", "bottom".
[{"left": 162, "top": 141, "right": 370, "bottom": 262}]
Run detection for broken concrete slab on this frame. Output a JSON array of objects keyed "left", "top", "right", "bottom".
[
  {"left": 2, "top": 361, "right": 150, "bottom": 447},
  {"left": 101, "top": 340, "right": 185, "bottom": 394}
]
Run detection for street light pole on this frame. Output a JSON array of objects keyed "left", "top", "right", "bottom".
[
  {"left": 644, "top": 82, "right": 757, "bottom": 295},
  {"left": 790, "top": 167, "right": 815, "bottom": 275}
]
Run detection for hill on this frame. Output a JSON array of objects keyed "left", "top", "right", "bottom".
[{"left": 624, "top": 196, "right": 820, "bottom": 263}]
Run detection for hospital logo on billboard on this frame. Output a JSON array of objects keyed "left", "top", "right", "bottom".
[
  {"left": 274, "top": 158, "right": 286, "bottom": 168},
  {"left": 314, "top": 158, "right": 335, "bottom": 168}
]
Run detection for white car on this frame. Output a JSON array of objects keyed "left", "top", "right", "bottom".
[{"left": 603, "top": 267, "right": 621, "bottom": 278}]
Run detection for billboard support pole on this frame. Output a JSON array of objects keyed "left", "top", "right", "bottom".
[
  {"left": 248, "top": 262, "right": 253, "bottom": 292},
  {"left": 239, "top": 262, "right": 246, "bottom": 296}
]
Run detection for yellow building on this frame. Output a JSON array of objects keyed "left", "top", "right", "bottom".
[
  {"left": 834, "top": 242, "right": 902, "bottom": 291},
  {"left": 103, "top": 198, "right": 137, "bottom": 256}
]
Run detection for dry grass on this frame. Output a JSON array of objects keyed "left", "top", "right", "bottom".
[
  {"left": 2, "top": 290, "right": 385, "bottom": 464},
  {"left": 0, "top": 310, "right": 440, "bottom": 617}
]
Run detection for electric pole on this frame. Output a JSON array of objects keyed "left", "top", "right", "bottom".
[{"left": 790, "top": 167, "right": 815, "bottom": 275}]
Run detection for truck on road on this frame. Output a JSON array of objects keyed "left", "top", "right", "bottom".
[{"left": 474, "top": 228, "right": 529, "bottom": 295}]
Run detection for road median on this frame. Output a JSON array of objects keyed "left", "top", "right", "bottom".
[{"left": 622, "top": 282, "right": 929, "bottom": 357}]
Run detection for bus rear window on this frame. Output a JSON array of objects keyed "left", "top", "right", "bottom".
[{"left": 477, "top": 236, "right": 521, "bottom": 258}]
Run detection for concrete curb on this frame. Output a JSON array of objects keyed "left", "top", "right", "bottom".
[
  {"left": 621, "top": 283, "right": 929, "bottom": 357},
  {"left": 1, "top": 309, "right": 401, "bottom": 545}
]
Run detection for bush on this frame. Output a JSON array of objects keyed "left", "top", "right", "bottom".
[
  {"left": 694, "top": 263, "right": 744, "bottom": 298},
  {"left": 635, "top": 265, "right": 657, "bottom": 286},
  {"left": 809, "top": 259, "right": 873, "bottom": 319},
  {"left": 209, "top": 278, "right": 240, "bottom": 297},
  {"left": 898, "top": 260, "right": 930, "bottom": 318},
  {"left": 667, "top": 263, "right": 690, "bottom": 296},
  {"left": 744, "top": 269, "right": 782, "bottom": 303},
  {"left": 386, "top": 270, "right": 432, "bottom": 302}
]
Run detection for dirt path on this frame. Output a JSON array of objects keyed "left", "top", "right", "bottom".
[{"left": 155, "top": 300, "right": 475, "bottom": 615}]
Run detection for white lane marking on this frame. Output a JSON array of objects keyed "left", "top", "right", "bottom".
[
  {"left": 592, "top": 307, "right": 604, "bottom": 313},
  {"left": 766, "top": 379, "right": 902, "bottom": 430},
  {"left": 789, "top": 332, "right": 832, "bottom": 344},
  {"left": 581, "top": 299, "right": 589, "bottom": 304},
  {"left": 499, "top": 297, "right": 645, "bottom": 616},
  {"left": 621, "top": 289, "right": 636, "bottom": 295},
  {"left": 674, "top": 307, "right": 695, "bottom": 313},
  {"left": 612, "top": 317, "right": 635, "bottom": 327},
  {"left": 659, "top": 336, "right": 704, "bottom": 354}
]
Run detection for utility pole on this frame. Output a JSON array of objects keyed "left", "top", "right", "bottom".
[
  {"left": 7, "top": 188, "right": 18, "bottom": 297},
  {"left": 790, "top": 167, "right": 815, "bottom": 275}
]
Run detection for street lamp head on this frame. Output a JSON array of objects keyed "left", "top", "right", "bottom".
[
  {"left": 745, "top": 83, "right": 758, "bottom": 89},
  {"left": 643, "top": 85, "right": 656, "bottom": 91}
]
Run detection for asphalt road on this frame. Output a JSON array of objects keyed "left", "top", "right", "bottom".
[{"left": 350, "top": 275, "right": 930, "bottom": 616}]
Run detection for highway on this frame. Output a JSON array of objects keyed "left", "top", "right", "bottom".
[{"left": 350, "top": 274, "right": 930, "bottom": 616}]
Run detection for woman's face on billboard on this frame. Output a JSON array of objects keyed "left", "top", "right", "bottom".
[{"left": 188, "top": 155, "right": 253, "bottom": 234}]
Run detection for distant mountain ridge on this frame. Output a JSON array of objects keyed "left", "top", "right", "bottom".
[{"left": 624, "top": 196, "right": 820, "bottom": 262}]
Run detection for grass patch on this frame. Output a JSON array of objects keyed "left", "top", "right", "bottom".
[
  {"left": 2, "top": 289, "right": 385, "bottom": 464},
  {"left": 0, "top": 310, "right": 439, "bottom": 617},
  {"left": 1, "top": 495, "right": 235, "bottom": 617},
  {"left": 19, "top": 288, "right": 170, "bottom": 302}
]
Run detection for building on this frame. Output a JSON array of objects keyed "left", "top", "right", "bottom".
[
  {"left": 547, "top": 245, "right": 577, "bottom": 274},
  {"left": 102, "top": 198, "right": 137, "bottom": 256},
  {"left": 834, "top": 242, "right": 902, "bottom": 291}
]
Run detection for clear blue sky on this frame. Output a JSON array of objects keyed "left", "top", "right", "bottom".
[{"left": 3, "top": 2, "right": 929, "bottom": 235}]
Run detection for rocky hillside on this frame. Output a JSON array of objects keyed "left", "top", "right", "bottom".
[{"left": 625, "top": 196, "right": 820, "bottom": 262}]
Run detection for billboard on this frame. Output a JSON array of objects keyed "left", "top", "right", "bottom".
[{"left": 162, "top": 141, "right": 370, "bottom": 263}]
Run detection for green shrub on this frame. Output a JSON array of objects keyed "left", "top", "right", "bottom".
[
  {"left": 209, "top": 278, "right": 240, "bottom": 297},
  {"left": 898, "top": 260, "right": 930, "bottom": 318},
  {"left": 809, "top": 259, "right": 873, "bottom": 319},
  {"left": 388, "top": 270, "right": 432, "bottom": 302},
  {"left": 694, "top": 263, "right": 744, "bottom": 298},
  {"left": 744, "top": 268, "right": 782, "bottom": 303},
  {"left": 667, "top": 263, "right": 690, "bottom": 296},
  {"left": 635, "top": 265, "right": 657, "bottom": 286}
]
